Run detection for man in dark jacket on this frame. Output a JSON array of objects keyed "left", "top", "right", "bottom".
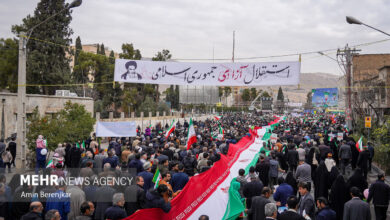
[
  {"left": 103, "top": 150, "right": 119, "bottom": 170},
  {"left": 127, "top": 153, "right": 144, "bottom": 174},
  {"left": 339, "top": 140, "right": 352, "bottom": 175},
  {"left": 182, "top": 151, "right": 197, "bottom": 176},
  {"left": 367, "top": 174, "right": 390, "bottom": 220},
  {"left": 243, "top": 176, "right": 264, "bottom": 210},
  {"left": 125, "top": 176, "right": 145, "bottom": 216},
  {"left": 357, "top": 146, "right": 370, "bottom": 179},
  {"left": 273, "top": 177, "right": 294, "bottom": 207},
  {"left": 367, "top": 142, "right": 374, "bottom": 171},
  {"left": 245, "top": 187, "right": 271, "bottom": 220},
  {"left": 138, "top": 162, "right": 154, "bottom": 191},
  {"left": 298, "top": 182, "right": 315, "bottom": 220},
  {"left": 21, "top": 201, "right": 44, "bottom": 220},
  {"left": 104, "top": 193, "right": 127, "bottom": 220},
  {"left": 287, "top": 145, "right": 299, "bottom": 174},
  {"left": 144, "top": 184, "right": 171, "bottom": 213},
  {"left": 316, "top": 197, "right": 336, "bottom": 220},
  {"left": 277, "top": 196, "right": 305, "bottom": 220},
  {"left": 95, "top": 179, "right": 116, "bottom": 220},
  {"left": 343, "top": 187, "right": 371, "bottom": 220},
  {"left": 256, "top": 155, "right": 270, "bottom": 186},
  {"left": 171, "top": 164, "right": 189, "bottom": 192}
]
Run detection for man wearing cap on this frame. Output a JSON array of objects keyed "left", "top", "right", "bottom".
[
  {"left": 138, "top": 162, "right": 154, "bottom": 191},
  {"left": 357, "top": 145, "right": 370, "bottom": 179},
  {"left": 367, "top": 174, "right": 390, "bottom": 220}
]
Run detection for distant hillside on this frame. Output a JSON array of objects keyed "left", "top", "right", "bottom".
[{"left": 255, "top": 73, "right": 344, "bottom": 103}]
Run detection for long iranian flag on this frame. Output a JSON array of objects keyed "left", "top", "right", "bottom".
[
  {"left": 152, "top": 167, "right": 161, "bottom": 189},
  {"left": 124, "top": 117, "right": 284, "bottom": 220},
  {"left": 356, "top": 136, "right": 363, "bottom": 152},
  {"left": 165, "top": 120, "right": 176, "bottom": 139},
  {"left": 186, "top": 118, "right": 197, "bottom": 150}
]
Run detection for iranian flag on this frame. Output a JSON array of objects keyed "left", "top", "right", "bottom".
[
  {"left": 165, "top": 120, "right": 176, "bottom": 139},
  {"left": 46, "top": 159, "right": 54, "bottom": 168},
  {"left": 218, "top": 123, "right": 224, "bottom": 139},
  {"left": 76, "top": 142, "right": 80, "bottom": 148},
  {"left": 152, "top": 167, "right": 161, "bottom": 189},
  {"left": 186, "top": 118, "right": 197, "bottom": 150},
  {"left": 356, "top": 136, "right": 363, "bottom": 152},
  {"left": 214, "top": 115, "right": 222, "bottom": 121},
  {"left": 82, "top": 140, "right": 86, "bottom": 148},
  {"left": 123, "top": 117, "right": 285, "bottom": 220}
]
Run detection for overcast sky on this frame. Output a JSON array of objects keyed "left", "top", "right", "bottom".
[{"left": 1, "top": 0, "right": 390, "bottom": 75}]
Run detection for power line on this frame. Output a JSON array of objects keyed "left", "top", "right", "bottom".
[{"left": 19, "top": 34, "right": 390, "bottom": 62}]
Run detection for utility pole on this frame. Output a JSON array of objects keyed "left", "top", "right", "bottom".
[
  {"left": 16, "top": 32, "right": 27, "bottom": 168},
  {"left": 337, "top": 45, "right": 360, "bottom": 131}
]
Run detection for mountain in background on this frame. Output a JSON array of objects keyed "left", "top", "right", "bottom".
[{"left": 267, "top": 72, "right": 345, "bottom": 104}]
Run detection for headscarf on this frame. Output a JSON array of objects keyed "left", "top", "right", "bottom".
[{"left": 36, "top": 135, "right": 46, "bottom": 149}]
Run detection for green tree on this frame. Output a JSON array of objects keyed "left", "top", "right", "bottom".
[
  {"left": 12, "top": 0, "right": 74, "bottom": 95},
  {"left": 224, "top": 87, "right": 232, "bottom": 97},
  {"left": 218, "top": 87, "right": 224, "bottom": 98},
  {"left": 74, "top": 36, "right": 82, "bottom": 66},
  {"left": 277, "top": 87, "right": 284, "bottom": 101},
  {"left": 152, "top": 49, "right": 172, "bottom": 61},
  {"left": 119, "top": 43, "right": 141, "bottom": 60},
  {"left": 373, "top": 117, "right": 390, "bottom": 173},
  {"left": 250, "top": 88, "right": 258, "bottom": 100},
  {"left": 27, "top": 101, "right": 95, "bottom": 151},
  {"left": 139, "top": 96, "right": 157, "bottom": 115},
  {"left": 261, "top": 91, "right": 271, "bottom": 98},
  {"left": 241, "top": 89, "right": 251, "bottom": 102},
  {"left": 0, "top": 38, "right": 18, "bottom": 92},
  {"left": 96, "top": 43, "right": 100, "bottom": 55},
  {"left": 152, "top": 49, "right": 172, "bottom": 102},
  {"left": 174, "top": 85, "right": 180, "bottom": 109},
  {"left": 109, "top": 51, "right": 115, "bottom": 64},
  {"left": 100, "top": 43, "right": 105, "bottom": 55}
]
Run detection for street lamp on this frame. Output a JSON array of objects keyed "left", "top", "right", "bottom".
[
  {"left": 346, "top": 16, "right": 390, "bottom": 37},
  {"left": 16, "top": 0, "right": 82, "bottom": 168}
]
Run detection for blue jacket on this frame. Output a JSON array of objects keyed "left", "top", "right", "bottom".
[
  {"left": 316, "top": 207, "right": 336, "bottom": 220},
  {"left": 171, "top": 172, "right": 189, "bottom": 192},
  {"left": 273, "top": 183, "right": 294, "bottom": 206},
  {"left": 45, "top": 190, "right": 70, "bottom": 220},
  {"left": 104, "top": 205, "right": 127, "bottom": 220},
  {"left": 145, "top": 189, "right": 171, "bottom": 213},
  {"left": 36, "top": 148, "right": 46, "bottom": 161},
  {"left": 103, "top": 156, "right": 119, "bottom": 169},
  {"left": 138, "top": 171, "right": 154, "bottom": 191},
  {"left": 128, "top": 159, "right": 144, "bottom": 173}
]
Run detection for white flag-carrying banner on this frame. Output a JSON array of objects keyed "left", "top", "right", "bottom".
[
  {"left": 114, "top": 59, "right": 300, "bottom": 86},
  {"left": 96, "top": 121, "right": 136, "bottom": 137}
]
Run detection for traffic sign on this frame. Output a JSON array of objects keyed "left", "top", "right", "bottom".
[
  {"left": 365, "top": 116, "right": 371, "bottom": 128},
  {"left": 365, "top": 117, "right": 371, "bottom": 122}
]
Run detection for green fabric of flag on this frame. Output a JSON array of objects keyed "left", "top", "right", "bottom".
[
  {"left": 152, "top": 167, "right": 161, "bottom": 189},
  {"left": 76, "top": 143, "right": 80, "bottom": 148},
  {"left": 82, "top": 140, "right": 86, "bottom": 148},
  {"left": 222, "top": 178, "right": 245, "bottom": 220}
]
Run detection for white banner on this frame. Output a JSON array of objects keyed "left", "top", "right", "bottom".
[
  {"left": 96, "top": 121, "right": 136, "bottom": 137},
  {"left": 114, "top": 59, "right": 300, "bottom": 86}
]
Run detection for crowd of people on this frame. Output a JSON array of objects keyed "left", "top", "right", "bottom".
[{"left": 0, "top": 112, "right": 389, "bottom": 220}]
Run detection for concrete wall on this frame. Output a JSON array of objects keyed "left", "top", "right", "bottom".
[
  {"left": 97, "top": 113, "right": 213, "bottom": 132},
  {"left": 0, "top": 92, "right": 94, "bottom": 140}
]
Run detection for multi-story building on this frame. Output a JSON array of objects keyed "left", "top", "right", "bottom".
[
  {"left": 69, "top": 43, "right": 120, "bottom": 69},
  {"left": 352, "top": 54, "right": 390, "bottom": 122}
]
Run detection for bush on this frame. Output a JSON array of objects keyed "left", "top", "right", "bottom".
[{"left": 27, "top": 101, "right": 96, "bottom": 152}]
